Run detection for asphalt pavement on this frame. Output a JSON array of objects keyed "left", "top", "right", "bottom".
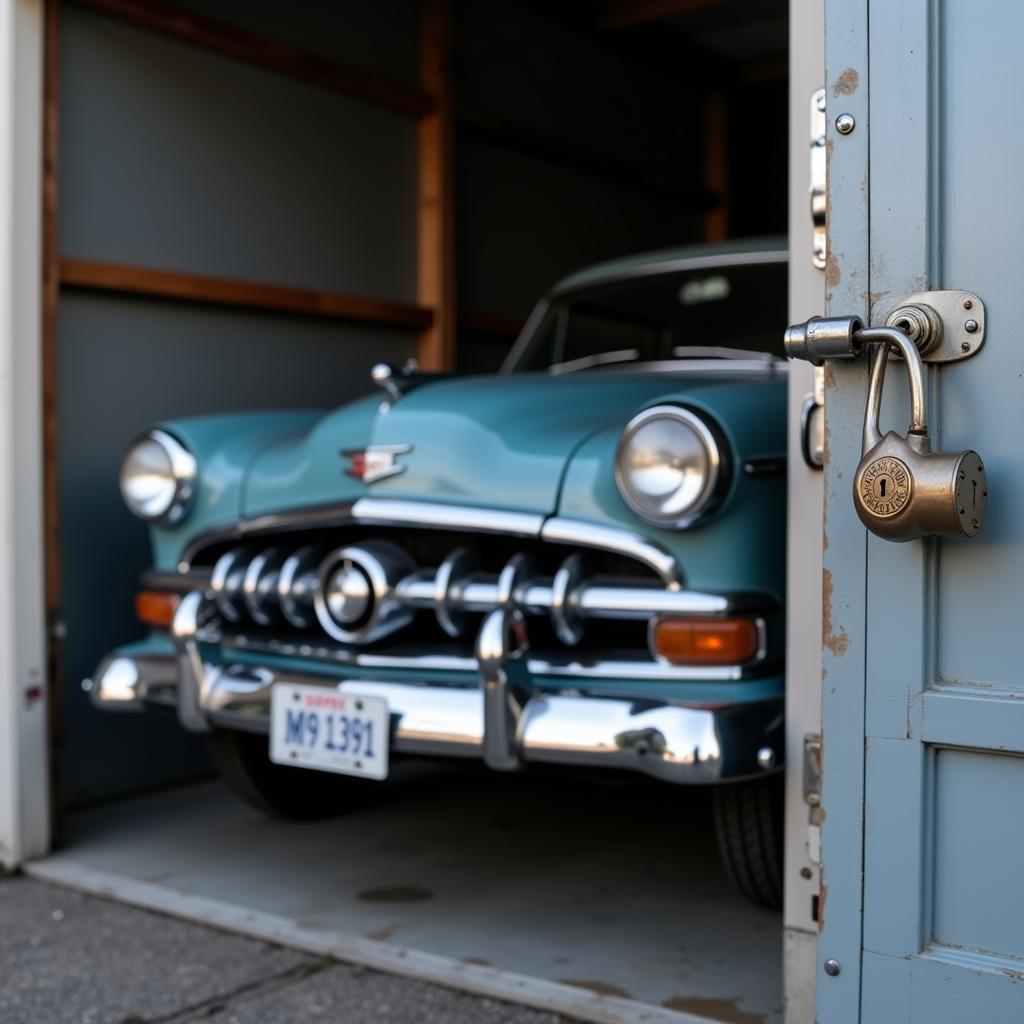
[{"left": 0, "top": 875, "right": 566, "bottom": 1024}]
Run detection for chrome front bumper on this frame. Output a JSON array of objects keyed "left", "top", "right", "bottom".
[{"left": 87, "top": 602, "right": 782, "bottom": 785}]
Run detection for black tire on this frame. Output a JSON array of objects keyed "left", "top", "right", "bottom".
[
  {"left": 208, "top": 729, "right": 379, "bottom": 820},
  {"left": 712, "top": 775, "right": 784, "bottom": 910}
]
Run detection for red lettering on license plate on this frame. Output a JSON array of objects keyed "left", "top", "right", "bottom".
[{"left": 304, "top": 693, "right": 348, "bottom": 710}]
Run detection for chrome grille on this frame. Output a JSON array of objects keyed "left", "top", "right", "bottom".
[
  {"left": 167, "top": 502, "right": 778, "bottom": 675},
  {"left": 209, "top": 536, "right": 713, "bottom": 649}
]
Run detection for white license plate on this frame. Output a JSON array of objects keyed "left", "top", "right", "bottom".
[{"left": 270, "top": 684, "right": 389, "bottom": 780}]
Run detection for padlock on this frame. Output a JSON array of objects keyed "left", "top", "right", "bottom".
[{"left": 853, "top": 326, "right": 988, "bottom": 541}]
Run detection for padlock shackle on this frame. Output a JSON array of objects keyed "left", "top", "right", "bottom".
[{"left": 857, "top": 325, "right": 928, "bottom": 451}]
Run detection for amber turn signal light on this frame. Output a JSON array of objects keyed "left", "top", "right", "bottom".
[
  {"left": 135, "top": 590, "right": 181, "bottom": 629},
  {"left": 651, "top": 617, "right": 759, "bottom": 665}
]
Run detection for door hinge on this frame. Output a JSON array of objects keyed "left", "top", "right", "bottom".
[{"left": 810, "top": 87, "right": 827, "bottom": 270}]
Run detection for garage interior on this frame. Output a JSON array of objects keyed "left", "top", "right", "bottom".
[{"left": 40, "top": 1, "right": 790, "bottom": 1021}]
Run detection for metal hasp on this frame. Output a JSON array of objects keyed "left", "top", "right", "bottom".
[
  {"left": 809, "top": 87, "right": 827, "bottom": 269},
  {"left": 875, "top": 290, "right": 986, "bottom": 363},
  {"left": 784, "top": 314, "right": 989, "bottom": 542}
]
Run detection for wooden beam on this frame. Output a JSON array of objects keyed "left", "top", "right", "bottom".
[
  {"left": 60, "top": 259, "right": 434, "bottom": 331},
  {"left": 67, "top": 0, "right": 436, "bottom": 119},
  {"left": 703, "top": 90, "right": 729, "bottom": 241},
  {"left": 601, "top": 0, "right": 731, "bottom": 31},
  {"left": 416, "top": 0, "right": 456, "bottom": 371}
]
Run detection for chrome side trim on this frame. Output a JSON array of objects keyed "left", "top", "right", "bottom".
[
  {"left": 88, "top": 650, "right": 784, "bottom": 783},
  {"left": 352, "top": 498, "right": 544, "bottom": 537},
  {"left": 530, "top": 656, "right": 749, "bottom": 682},
  {"left": 541, "top": 518, "right": 683, "bottom": 587},
  {"left": 213, "top": 634, "right": 769, "bottom": 682}
]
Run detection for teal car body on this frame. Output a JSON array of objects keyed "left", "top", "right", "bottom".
[{"left": 91, "top": 239, "right": 790, "bottom": 904}]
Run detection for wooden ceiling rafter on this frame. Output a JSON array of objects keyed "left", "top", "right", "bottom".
[{"left": 66, "top": 0, "right": 437, "bottom": 119}]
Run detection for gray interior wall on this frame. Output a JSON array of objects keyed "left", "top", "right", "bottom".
[
  {"left": 60, "top": 7, "right": 418, "bottom": 298},
  {"left": 58, "top": 4, "right": 419, "bottom": 807},
  {"left": 454, "top": 1, "right": 706, "bottom": 370}
]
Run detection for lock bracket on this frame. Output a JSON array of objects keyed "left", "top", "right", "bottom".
[{"left": 873, "top": 290, "right": 985, "bottom": 364}]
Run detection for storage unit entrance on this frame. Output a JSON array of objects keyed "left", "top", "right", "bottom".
[{"left": 33, "top": 2, "right": 800, "bottom": 1022}]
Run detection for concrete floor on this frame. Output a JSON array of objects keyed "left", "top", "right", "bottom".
[{"left": 28, "top": 766, "right": 782, "bottom": 1024}]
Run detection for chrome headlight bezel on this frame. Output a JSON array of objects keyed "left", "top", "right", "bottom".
[
  {"left": 119, "top": 428, "right": 197, "bottom": 525},
  {"left": 614, "top": 405, "right": 729, "bottom": 528}
]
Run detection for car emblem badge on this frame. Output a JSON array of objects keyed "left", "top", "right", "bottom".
[{"left": 342, "top": 444, "right": 412, "bottom": 484}]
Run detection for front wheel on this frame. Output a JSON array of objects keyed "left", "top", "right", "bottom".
[
  {"left": 712, "top": 775, "right": 784, "bottom": 910},
  {"left": 208, "top": 729, "right": 380, "bottom": 820}
]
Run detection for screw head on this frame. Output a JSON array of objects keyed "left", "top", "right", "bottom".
[
  {"left": 756, "top": 747, "right": 776, "bottom": 770},
  {"left": 835, "top": 113, "right": 855, "bottom": 135},
  {"left": 961, "top": 341, "right": 971, "bottom": 352},
  {"left": 963, "top": 299, "right": 973, "bottom": 310},
  {"left": 965, "top": 318, "right": 979, "bottom": 334},
  {"left": 824, "top": 959, "right": 842, "bottom": 977}
]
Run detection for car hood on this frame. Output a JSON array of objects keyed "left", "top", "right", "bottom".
[{"left": 243, "top": 370, "right": 773, "bottom": 519}]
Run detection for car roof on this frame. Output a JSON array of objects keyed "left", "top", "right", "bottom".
[{"left": 547, "top": 236, "right": 788, "bottom": 299}]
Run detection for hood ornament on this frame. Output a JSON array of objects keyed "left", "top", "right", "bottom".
[
  {"left": 371, "top": 359, "right": 419, "bottom": 411},
  {"left": 342, "top": 444, "right": 412, "bottom": 484}
]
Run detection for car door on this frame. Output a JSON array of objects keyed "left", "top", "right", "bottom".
[{"left": 816, "top": 1, "right": 1024, "bottom": 1021}]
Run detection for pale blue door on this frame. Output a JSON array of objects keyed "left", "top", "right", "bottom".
[{"left": 818, "top": 1, "right": 1024, "bottom": 1021}]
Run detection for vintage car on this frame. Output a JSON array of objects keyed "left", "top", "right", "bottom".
[{"left": 88, "top": 239, "right": 789, "bottom": 907}]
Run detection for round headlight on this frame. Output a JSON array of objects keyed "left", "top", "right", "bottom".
[
  {"left": 615, "top": 406, "right": 727, "bottom": 527},
  {"left": 119, "top": 429, "right": 197, "bottom": 524}
]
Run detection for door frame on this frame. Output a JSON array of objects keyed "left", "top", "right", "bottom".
[
  {"left": 783, "top": 0, "right": 825, "bottom": 1020},
  {"left": 0, "top": 0, "right": 51, "bottom": 871}
]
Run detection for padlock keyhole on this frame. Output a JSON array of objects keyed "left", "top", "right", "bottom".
[{"left": 880, "top": 478, "right": 888, "bottom": 498}]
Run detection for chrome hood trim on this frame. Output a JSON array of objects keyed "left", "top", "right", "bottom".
[{"left": 179, "top": 499, "right": 681, "bottom": 584}]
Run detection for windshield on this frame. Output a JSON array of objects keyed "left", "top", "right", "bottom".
[{"left": 507, "top": 258, "right": 787, "bottom": 373}]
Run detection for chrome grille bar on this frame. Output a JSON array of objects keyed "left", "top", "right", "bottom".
[{"left": 189, "top": 511, "right": 775, "bottom": 660}]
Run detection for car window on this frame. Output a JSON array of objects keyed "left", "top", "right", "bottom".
[{"left": 509, "top": 260, "right": 787, "bottom": 373}]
